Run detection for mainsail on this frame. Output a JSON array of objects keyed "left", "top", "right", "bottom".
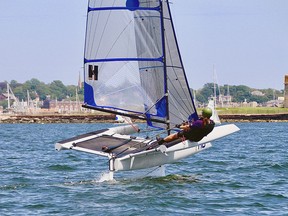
[{"left": 83, "top": 0, "right": 198, "bottom": 129}]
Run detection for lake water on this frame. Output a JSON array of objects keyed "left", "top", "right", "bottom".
[{"left": 1, "top": 122, "right": 287, "bottom": 215}]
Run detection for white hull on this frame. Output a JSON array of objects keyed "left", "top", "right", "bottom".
[
  {"left": 112, "top": 124, "right": 239, "bottom": 171},
  {"left": 112, "top": 141, "right": 212, "bottom": 171},
  {"left": 55, "top": 124, "right": 239, "bottom": 172}
]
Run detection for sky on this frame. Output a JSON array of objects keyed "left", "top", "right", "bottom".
[{"left": 0, "top": 0, "right": 288, "bottom": 90}]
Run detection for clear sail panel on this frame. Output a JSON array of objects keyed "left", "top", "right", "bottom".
[{"left": 84, "top": 1, "right": 167, "bottom": 121}]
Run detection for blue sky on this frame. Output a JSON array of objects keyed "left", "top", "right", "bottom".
[{"left": 0, "top": 0, "right": 288, "bottom": 90}]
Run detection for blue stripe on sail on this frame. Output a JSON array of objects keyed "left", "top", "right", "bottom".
[
  {"left": 84, "top": 82, "right": 97, "bottom": 106},
  {"left": 84, "top": 57, "right": 163, "bottom": 64},
  {"left": 155, "top": 97, "right": 167, "bottom": 118},
  {"left": 88, "top": 6, "right": 160, "bottom": 12}
]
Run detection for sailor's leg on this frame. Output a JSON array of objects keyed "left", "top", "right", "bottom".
[{"left": 158, "top": 133, "right": 179, "bottom": 145}]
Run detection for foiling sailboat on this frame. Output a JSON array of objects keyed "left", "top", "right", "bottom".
[{"left": 55, "top": 0, "right": 239, "bottom": 174}]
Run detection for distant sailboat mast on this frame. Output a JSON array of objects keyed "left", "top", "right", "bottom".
[
  {"left": 7, "top": 83, "right": 10, "bottom": 109},
  {"left": 213, "top": 65, "right": 217, "bottom": 108},
  {"left": 213, "top": 65, "right": 224, "bottom": 108},
  {"left": 227, "top": 85, "right": 231, "bottom": 106}
]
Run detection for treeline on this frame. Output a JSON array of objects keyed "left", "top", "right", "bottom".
[
  {"left": 0, "top": 79, "right": 83, "bottom": 102},
  {"left": 194, "top": 83, "right": 283, "bottom": 104},
  {"left": 0, "top": 79, "right": 284, "bottom": 105}
]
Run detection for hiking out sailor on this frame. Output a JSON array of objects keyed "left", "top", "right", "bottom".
[{"left": 158, "top": 107, "right": 215, "bottom": 145}]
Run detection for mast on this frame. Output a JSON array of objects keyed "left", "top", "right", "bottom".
[
  {"left": 165, "top": 0, "right": 199, "bottom": 123},
  {"left": 160, "top": 0, "right": 170, "bottom": 133},
  {"left": 213, "top": 65, "right": 217, "bottom": 108},
  {"left": 7, "top": 83, "right": 10, "bottom": 109},
  {"left": 227, "top": 85, "right": 231, "bottom": 107}
]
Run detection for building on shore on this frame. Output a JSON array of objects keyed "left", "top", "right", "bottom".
[{"left": 43, "top": 99, "right": 82, "bottom": 114}]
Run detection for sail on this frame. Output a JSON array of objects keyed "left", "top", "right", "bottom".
[
  {"left": 84, "top": 0, "right": 198, "bottom": 129},
  {"left": 162, "top": 1, "right": 198, "bottom": 127},
  {"left": 208, "top": 99, "right": 221, "bottom": 124}
]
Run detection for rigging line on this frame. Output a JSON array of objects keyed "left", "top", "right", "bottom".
[
  {"left": 170, "top": 73, "right": 195, "bottom": 112},
  {"left": 170, "top": 83, "right": 195, "bottom": 114},
  {"left": 135, "top": 14, "right": 162, "bottom": 59},
  {"left": 163, "top": 3, "right": 196, "bottom": 113},
  {"left": 168, "top": 109, "right": 190, "bottom": 126},
  {"left": 104, "top": 138, "right": 133, "bottom": 153},
  {"left": 88, "top": 2, "right": 133, "bottom": 73},
  {"left": 167, "top": 86, "right": 194, "bottom": 121},
  {"left": 103, "top": 19, "right": 134, "bottom": 65},
  {"left": 167, "top": 77, "right": 195, "bottom": 116},
  {"left": 168, "top": 93, "right": 187, "bottom": 121},
  {"left": 143, "top": 94, "right": 167, "bottom": 115},
  {"left": 99, "top": 0, "right": 149, "bottom": 66},
  {"left": 115, "top": 138, "right": 154, "bottom": 157},
  {"left": 165, "top": 61, "right": 195, "bottom": 112},
  {"left": 168, "top": 87, "right": 193, "bottom": 117},
  {"left": 137, "top": 127, "right": 162, "bottom": 133},
  {"left": 160, "top": 1, "right": 170, "bottom": 133},
  {"left": 169, "top": 102, "right": 190, "bottom": 117},
  {"left": 92, "top": 1, "right": 116, "bottom": 60},
  {"left": 122, "top": 116, "right": 140, "bottom": 133},
  {"left": 169, "top": 111, "right": 188, "bottom": 126},
  {"left": 164, "top": 32, "right": 195, "bottom": 113}
]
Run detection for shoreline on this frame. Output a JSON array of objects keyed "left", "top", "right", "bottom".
[
  {"left": 1, "top": 113, "right": 288, "bottom": 123},
  {"left": 0, "top": 114, "right": 117, "bottom": 124},
  {"left": 219, "top": 113, "right": 288, "bottom": 122}
]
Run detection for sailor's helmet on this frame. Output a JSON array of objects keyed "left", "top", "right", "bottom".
[{"left": 202, "top": 107, "right": 212, "bottom": 118}]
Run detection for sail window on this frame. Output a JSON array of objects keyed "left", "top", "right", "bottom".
[{"left": 88, "top": 65, "right": 98, "bottom": 80}]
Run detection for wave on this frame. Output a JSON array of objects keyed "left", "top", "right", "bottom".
[{"left": 47, "top": 164, "right": 76, "bottom": 171}]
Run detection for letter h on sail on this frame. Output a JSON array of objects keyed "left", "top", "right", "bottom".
[{"left": 88, "top": 65, "right": 98, "bottom": 80}]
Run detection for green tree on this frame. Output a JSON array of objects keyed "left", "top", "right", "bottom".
[
  {"left": 0, "top": 82, "right": 6, "bottom": 94},
  {"left": 0, "top": 100, "right": 8, "bottom": 109},
  {"left": 231, "top": 85, "right": 251, "bottom": 102},
  {"left": 196, "top": 83, "right": 214, "bottom": 103},
  {"left": 10, "top": 80, "right": 21, "bottom": 88},
  {"left": 249, "top": 95, "right": 269, "bottom": 103},
  {"left": 49, "top": 80, "right": 67, "bottom": 100},
  {"left": 66, "top": 85, "right": 77, "bottom": 99},
  {"left": 23, "top": 79, "right": 49, "bottom": 100},
  {"left": 13, "top": 85, "right": 25, "bottom": 101}
]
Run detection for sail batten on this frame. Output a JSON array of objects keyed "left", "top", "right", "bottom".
[
  {"left": 84, "top": 57, "right": 163, "bottom": 63},
  {"left": 88, "top": 6, "right": 160, "bottom": 12}
]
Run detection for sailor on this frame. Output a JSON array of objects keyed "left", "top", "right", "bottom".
[{"left": 158, "top": 107, "right": 215, "bottom": 145}]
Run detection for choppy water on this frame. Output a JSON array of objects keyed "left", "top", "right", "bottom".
[{"left": 0, "top": 122, "right": 287, "bottom": 215}]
